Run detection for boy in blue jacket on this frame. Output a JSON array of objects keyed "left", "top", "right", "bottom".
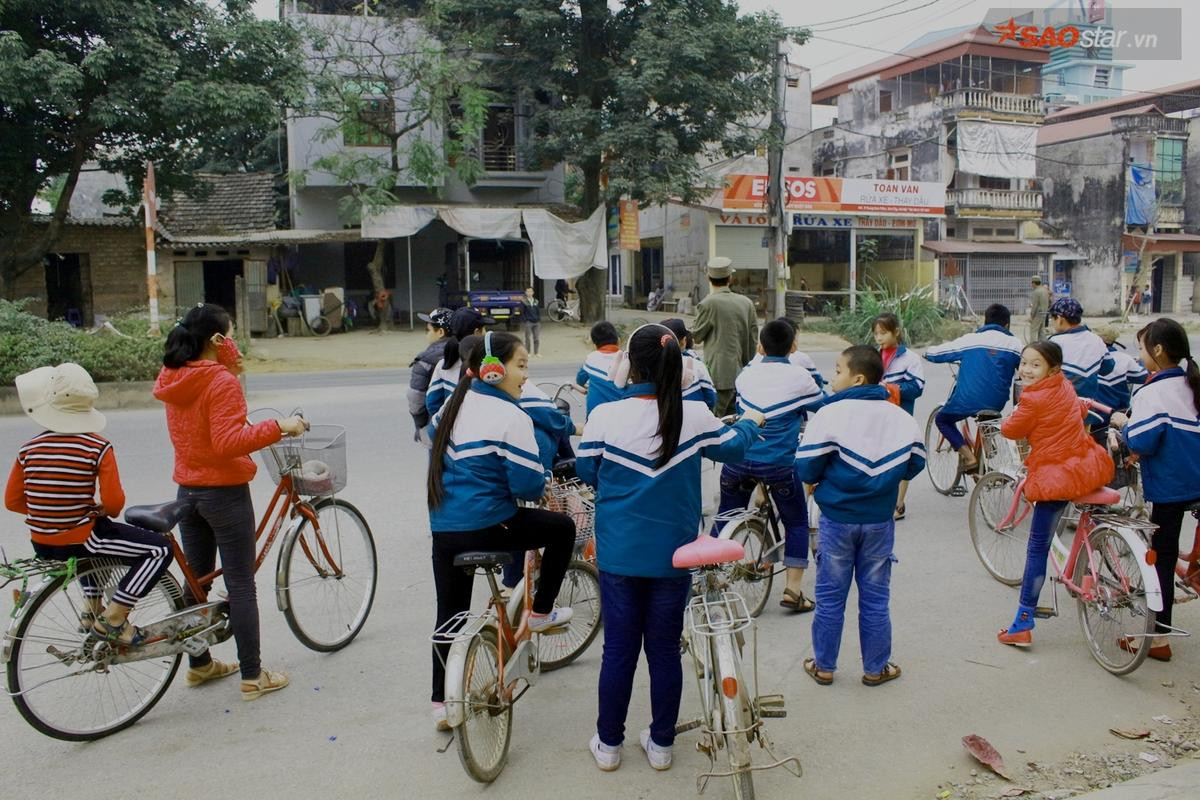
[
  {"left": 796, "top": 345, "right": 925, "bottom": 688},
  {"left": 720, "top": 319, "right": 824, "bottom": 611},
  {"left": 923, "top": 303, "right": 1022, "bottom": 473},
  {"left": 576, "top": 321, "right": 623, "bottom": 418}
]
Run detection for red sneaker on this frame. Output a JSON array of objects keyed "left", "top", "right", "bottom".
[{"left": 998, "top": 628, "right": 1032, "bottom": 647}]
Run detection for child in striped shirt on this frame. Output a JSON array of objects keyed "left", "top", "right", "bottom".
[{"left": 5, "top": 363, "right": 171, "bottom": 647}]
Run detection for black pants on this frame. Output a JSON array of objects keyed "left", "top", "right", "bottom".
[
  {"left": 33, "top": 517, "right": 172, "bottom": 607},
  {"left": 177, "top": 484, "right": 262, "bottom": 680},
  {"left": 1150, "top": 499, "right": 1199, "bottom": 633},
  {"left": 430, "top": 507, "right": 575, "bottom": 702}
]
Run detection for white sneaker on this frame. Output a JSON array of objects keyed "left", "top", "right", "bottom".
[
  {"left": 529, "top": 607, "right": 574, "bottom": 632},
  {"left": 590, "top": 733, "right": 621, "bottom": 771},
  {"left": 432, "top": 702, "right": 450, "bottom": 732},
  {"left": 639, "top": 728, "right": 673, "bottom": 770}
]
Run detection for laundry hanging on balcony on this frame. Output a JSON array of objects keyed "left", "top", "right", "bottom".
[
  {"left": 522, "top": 205, "right": 608, "bottom": 280},
  {"left": 1125, "top": 164, "right": 1157, "bottom": 226},
  {"left": 955, "top": 121, "right": 1037, "bottom": 179}
]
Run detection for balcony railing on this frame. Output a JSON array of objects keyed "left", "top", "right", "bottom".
[
  {"left": 940, "top": 89, "right": 1045, "bottom": 117},
  {"left": 1111, "top": 114, "right": 1190, "bottom": 135},
  {"left": 948, "top": 187, "right": 1044, "bottom": 212},
  {"left": 1157, "top": 204, "right": 1185, "bottom": 227},
  {"left": 482, "top": 140, "right": 520, "bottom": 172}
]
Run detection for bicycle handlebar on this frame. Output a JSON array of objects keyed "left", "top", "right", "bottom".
[{"left": 1081, "top": 398, "right": 1113, "bottom": 416}]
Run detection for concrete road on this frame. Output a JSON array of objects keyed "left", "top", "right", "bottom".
[{"left": 1, "top": 355, "right": 1194, "bottom": 799}]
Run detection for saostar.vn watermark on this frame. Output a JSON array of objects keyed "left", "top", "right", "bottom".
[{"left": 985, "top": 5, "right": 1182, "bottom": 60}]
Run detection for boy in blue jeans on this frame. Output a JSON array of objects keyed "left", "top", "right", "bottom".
[
  {"left": 795, "top": 346, "right": 925, "bottom": 687},
  {"left": 719, "top": 319, "right": 824, "bottom": 611}
]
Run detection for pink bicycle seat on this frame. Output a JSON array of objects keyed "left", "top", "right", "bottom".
[
  {"left": 1072, "top": 487, "right": 1122, "bottom": 506},
  {"left": 673, "top": 536, "right": 745, "bottom": 569}
]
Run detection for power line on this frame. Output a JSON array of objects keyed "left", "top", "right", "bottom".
[
  {"left": 801, "top": 0, "right": 924, "bottom": 30},
  {"left": 808, "top": 0, "right": 944, "bottom": 34},
  {"left": 805, "top": 0, "right": 982, "bottom": 72}
]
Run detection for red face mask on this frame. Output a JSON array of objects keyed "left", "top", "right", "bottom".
[{"left": 215, "top": 335, "right": 243, "bottom": 374}]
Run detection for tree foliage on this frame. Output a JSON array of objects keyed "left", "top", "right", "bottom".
[{"left": 0, "top": 0, "right": 304, "bottom": 298}]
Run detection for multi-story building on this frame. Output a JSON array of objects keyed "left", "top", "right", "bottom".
[
  {"left": 1037, "top": 79, "right": 1200, "bottom": 314},
  {"left": 1035, "top": 0, "right": 1133, "bottom": 109},
  {"left": 810, "top": 25, "right": 1061, "bottom": 314}
]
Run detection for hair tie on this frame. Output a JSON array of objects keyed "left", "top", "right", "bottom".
[
  {"left": 465, "top": 368, "right": 475, "bottom": 378},
  {"left": 659, "top": 334, "right": 673, "bottom": 348}
]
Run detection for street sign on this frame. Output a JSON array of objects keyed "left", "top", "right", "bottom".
[
  {"left": 618, "top": 199, "right": 640, "bottom": 250},
  {"left": 724, "top": 174, "right": 945, "bottom": 216}
]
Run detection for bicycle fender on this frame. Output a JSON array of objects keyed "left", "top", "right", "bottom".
[
  {"left": 443, "top": 616, "right": 493, "bottom": 729},
  {"left": 1116, "top": 527, "right": 1163, "bottom": 613},
  {"left": 274, "top": 515, "right": 309, "bottom": 613}
]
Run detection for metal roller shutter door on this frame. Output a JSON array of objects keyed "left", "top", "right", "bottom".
[
  {"left": 965, "top": 254, "right": 1041, "bottom": 313},
  {"left": 714, "top": 227, "right": 769, "bottom": 270}
]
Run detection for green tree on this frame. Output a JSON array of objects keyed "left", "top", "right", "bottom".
[
  {"left": 0, "top": 0, "right": 304, "bottom": 299},
  {"left": 428, "top": 0, "right": 796, "bottom": 320}
]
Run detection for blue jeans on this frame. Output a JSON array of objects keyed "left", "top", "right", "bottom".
[
  {"left": 718, "top": 461, "right": 809, "bottom": 568},
  {"left": 1019, "top": 501, "right": 1069, "bottom": 609},
  {"left": 596, "top": 572, "right": 692, "bottom": 748},
  {"left": 811, "top": 518, "right": 895, "bottom": 675},
  {"left": 935, "top": 410, "right": 969, "bottom": 452}
]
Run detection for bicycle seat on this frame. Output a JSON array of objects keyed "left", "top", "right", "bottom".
[
  {"left": 125, "top": 499, "right": 194, "bottom": 532},
  {"left": 1072, "top": 487, "right": 1122, "bottom": 507},
  {"left": 453, "top": 551, "right": 513, "bottom": 569},
  {"left": 552, "top": 458, "right": 577, "bottom": 480},
  {"left": 672, "top": 536, "right": 745, "bottom": 569},
  {"left": 976, "top": 410, "right": 1002, "bottom": 421}
]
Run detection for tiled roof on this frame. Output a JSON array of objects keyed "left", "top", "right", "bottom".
[
  {"left": 1044, "top": 79, "right": 1200, "bottom": 122},
  {"left": 161, "top": 173, "right": 277, "bottom": 235},
  {"left": 1038, "top": 104, "right": 1159, "bottom": 146}
]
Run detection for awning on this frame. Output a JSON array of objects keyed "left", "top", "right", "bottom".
[
  {"left": 921, "top": 240, "right": 1057, "bottom": 255},
  {"left": 1122, "top": 233, "right": 1200, "bottom": 253},
  {"left": 164, "top": 228, "right": 364, "bottom": 248}
]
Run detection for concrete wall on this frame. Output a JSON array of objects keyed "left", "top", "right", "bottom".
[{"left": 1039, "top": 134, "right": 1126, "bottom": 313}]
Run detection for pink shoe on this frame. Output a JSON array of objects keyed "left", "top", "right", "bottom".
[{"left": 997, "top": 628, "right": 1032, "bottom": 647}]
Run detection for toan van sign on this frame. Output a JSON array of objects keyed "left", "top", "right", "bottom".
[{"left": 722, "top": 175, "right": 945, "bottom": 217}]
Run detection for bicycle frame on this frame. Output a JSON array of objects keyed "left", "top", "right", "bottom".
[{"left": 1174, "top": 510, "right": 1200, "bottom": 597}]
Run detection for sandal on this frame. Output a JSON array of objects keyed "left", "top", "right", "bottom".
[
  {"left": 77, "top": 611, "right": 97, "bottom": 634},
  {"left": 803, "top": 657, "right": 833, "bottom": 685},
  {"left": 779, "top": 589, "right": 816, "bottom": 613},
  {"left": 862, "top": 662, "right": 902, "bottom": 687},
  {"left": 91, "top": 617, "right": 148, "bottom": 647},
  {"left": 186, "top": 659, "right": 240, "bottom": 687},
  {"left": 242, "top": 667, "right": 290, "bottom": 701}
]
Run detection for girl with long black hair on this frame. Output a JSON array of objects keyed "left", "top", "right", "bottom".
[{"left": 576, "top": 324, "right": 764, "bottom": 772}]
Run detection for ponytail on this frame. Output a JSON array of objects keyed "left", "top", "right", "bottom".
[
  {"left": 628, "top": 325, "right": 684, "bottom": 468},
  {"left": 1143, "top": 317, "right": 1200, "bottom": 414},
  {"left": 164, "top": 303, "right": 231, "bottom": 368},
  {"left": 428, "top": 373, "right": 473, "bottom": 509},
  {"left": 1185, "top": 359, "right": 1200, "bottom": 417},
  {"left": 441, "top": 336, "right": 462, "bottom": 369}
]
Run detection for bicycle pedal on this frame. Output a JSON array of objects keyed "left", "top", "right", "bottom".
[
  {"left": 756, "top": 694, "right": 785, "bottom": 708},
  {"left": 759, "top": 709, "right": 787, "bottom": 719},
  {"left": 950, "top": 485, "right": 967, "bottom": 498},
  {"left": 676, "top": 718, "right": 702, "bottom": 734},
  {"left": 1033, "top": 606, "right": 1057, "bottom": 619}
]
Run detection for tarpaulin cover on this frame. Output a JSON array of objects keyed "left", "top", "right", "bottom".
[
  {"left": 1126, "top": 164, "right": 1156, "bottom": 226},
  {"left": 438, "top": 207, "right": 523, "bottom": 240},
  {"left": 522, "top": 205, "right": 607, "bottom": 280},
  {"left": 360, "top": 205, "right": 437, "bottom": 238},
  {"left": 956, "top": 120, "right": 1037, "bottom": 179}
]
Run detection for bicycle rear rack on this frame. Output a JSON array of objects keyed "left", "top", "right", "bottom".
[{"left": 685, "top": 592, "right": 752, "bottom": 638}]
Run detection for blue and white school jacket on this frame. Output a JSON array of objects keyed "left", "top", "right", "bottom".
[
  {"left": 428, "top": 382, "right": 549, "bottom": 532},
  {"left": 794, "top": 385, "right": 926, "bottom": 524},
  {"left": 424, "top": 357, "right": 462, "bottom": 419},
  {"left": 1095, "top": 346, "right": 1148, "bottom": 416},
  {"left": 881, "top": 346, "right": 925, "bottom": 416},
  {"left": 576, "top": 384, "right": 759, "bottom": 578},
  {"left": 735, "top": 356, "right": 824, "bottom": 466},
  {"left": 682, "top": 350, "right": 718, "bottom": 407},
  {"left": 1122, "top": 367, "right": 1200, "bottom": 503},
  {"left": 519, "top": 381, "right": 575, "bottom": 470},
  {"left": 576, "top": 348, "right": 622, "bottom": 418},
  {"left": 1048, "top": 325, "right": 1111, "bottom": 401},
  {"left": 750, "top": 351, "right": 827, "bottom": 392},
  {"left": 923, "top": 324, "right": 1022, "bottom": 416}
]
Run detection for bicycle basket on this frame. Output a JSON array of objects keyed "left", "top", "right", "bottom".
[
  {"left": 547, "top": 477, "right": 595, "bottom": 545},
  {"left": 258, "top": 425, "right": 348, "bottom": 496},
  {"left": 979, "top": 420, "right": 1020, "bottom": 472}
]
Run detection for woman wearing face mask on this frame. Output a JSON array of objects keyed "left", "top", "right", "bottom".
[{"left": 154, "top": 303, "right": 308, "bottom": 701}]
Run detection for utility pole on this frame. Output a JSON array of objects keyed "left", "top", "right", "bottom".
[{"left": 765, "top": 37, "right": 789, "bottom": 321}]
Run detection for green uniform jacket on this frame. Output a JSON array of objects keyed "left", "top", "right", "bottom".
[
  {"left": 1028, "top": 285, "right": 1051, "bottom": 342},
  {"left": 691, "top": 287, "right": 759, "bottom": 390}
]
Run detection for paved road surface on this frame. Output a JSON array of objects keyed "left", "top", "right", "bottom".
[{"left": 1, "top": 353, "right": 1194, "bottom": 799}]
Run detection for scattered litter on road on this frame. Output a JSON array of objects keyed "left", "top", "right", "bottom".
[
  {"left": 963, "top": 735, "right": 1011, "bottom": 781},
  {"left": 1109, "top": 728, "right": 1151, "bottom": 739},
  {"left": 328, "top": 735, "right": 337, "bottom": 742},
  {"left": 1152, "top": 715, "right": 1176, "bottom": 725},
  {"left": 1138, "top": 752, "right": 1159, "bottom": 764},
  {"left": 963, "top": 658, "right": 1005, "bottom": 670},
  {"left": 994, "top": 788, "right": 1033, "bottom": 798},
  {"left": 937, "top": 790, "right": 951, "bottom": 799},
  {"left": 1161, "top": 681, "right": 1175, "bottom": 688}
]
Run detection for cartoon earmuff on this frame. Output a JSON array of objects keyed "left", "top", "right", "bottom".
[
  {"left": 607, "top": 323, "right": 692, "bottom": 389},
  {"left": 478, "top": 330, "right": 507, "bottom": 384}
]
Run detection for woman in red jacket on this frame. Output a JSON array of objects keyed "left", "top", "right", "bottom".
[
  {"left": 154, "top": 304, "right": 307, "bottom": 700},
  {"left": 997, "top": 340, "right": 1114, "bottom": 647}
]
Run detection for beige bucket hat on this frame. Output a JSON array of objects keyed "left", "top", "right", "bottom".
[{"left": 14, "top": 363, "right": 107, "bottom": 434}]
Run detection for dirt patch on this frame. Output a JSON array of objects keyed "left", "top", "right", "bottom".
[{"left": 932, "top": 688, "right": 1200, "bottom": 799}]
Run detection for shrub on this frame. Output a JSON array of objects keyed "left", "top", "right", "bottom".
[
  {"left": 811, "top": 282, "right": 971, "bottom": 347},
  {"left": 0, "top": 299, "right": 165, "bottom": 384}
]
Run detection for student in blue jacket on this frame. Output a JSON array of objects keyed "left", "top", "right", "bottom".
[
  {"left": 749, "top": 317, "right": 829, "bottom": 394},
  {"left": 576, "top": 321, "right": 623, "bottom": 418},
  {"left": 1094, "top": 325, "right": 1149, "bottom": 417},
  {"left": 720, "top": 319, "right": 824, "bottom": 612},
  {"left": 426, "top": 332, "right": 575, "bottom": 732},
  {"left": 873, "top": 312, "right": 925, "bottom": 520},
  {"left": 1046, "top": 298, "right": 1111, "bottom": 426},
  {"left": 577, "top": 324, "right": 764, "bottom": 773},
  {"left": 662, "top": 317, "right": 718, "bottom": 408},
  {"left": 923, "top": 303, "right": 1022, "bottom": 473},
  {"left": 796, "top": 345, "right": 926, "bottom": 688},
  {"left": 1109, "top": 318, "right": 1200, "bottom": 663}
]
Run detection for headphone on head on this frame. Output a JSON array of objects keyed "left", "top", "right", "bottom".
[
  {"left": 607, "top": 323, "right": 693, "bottom": 389},
  {"left": 478, "top": 331, "right": 507, "bottom": 385}
]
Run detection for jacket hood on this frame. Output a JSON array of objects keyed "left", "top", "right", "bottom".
[{"left": 153, "top": 361, "right": 229, "bottom": 406}]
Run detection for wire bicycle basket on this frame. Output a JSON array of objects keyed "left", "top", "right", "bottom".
[
  {"left": 547, "top": 477, "right": 595, "bottom": 546},
  {"left": 257, "top": 423, "right": 348, "bottom": 497}
]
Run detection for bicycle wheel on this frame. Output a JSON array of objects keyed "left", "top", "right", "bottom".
[
  {"left": 545, "top": 300, "right": 567, "bottom": 323},
  {"left": 712, "top": 631, "right": 755, "bottom": 800},
  {"left": 1074, "top": 526, "right": 1154, "bottom": 676},
  {"left": 722, "top": 517, "right": 773, "bottom": 618},
  {"left": 968, "top": 472, "right": 1031, "bottom": 586},
  {"left": 279, "top": 498, "right": 377, "bottom": 652},
  {"left": 7, "top": 560, "right": 183, "bottom": 741},
  {"left": 924, "top": 405, "right": 961, "bottom": 495},
  {"left": 457, "top": 626, "right": 513, "bottom": 783},
  {"left": 539, "top": 560, "right": 602, "bottom": 671},
  {"left": 309, "top": 314, "right": 332, "bottom": 336}
]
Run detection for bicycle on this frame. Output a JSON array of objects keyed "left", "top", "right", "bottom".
[
  {"left": 710, "top": 481, "right": 790, "bottom": 620},
  {"left": 925, "top": 368, "right": 1021, "bottom": 498},
  {"left": 673, "top": 535, "right": 802, "bottom": 799},
  {"left": 536, "top": 381, "right": 586, "bottom": 427},
  {"left": 978, "top": 470, "right": 1172, "bottom": 675},
  {"left": 2, "top": 416, "right": 378, "bottom": 740},
  {"left": 1175, "top": 503, "right": 1200, "bottom": 602},
  {"left": 545, "top": 296, "right": 581, "bottom": 324},
  {"left": 538, "top": 476, "right": 602, "bottom": 669}
]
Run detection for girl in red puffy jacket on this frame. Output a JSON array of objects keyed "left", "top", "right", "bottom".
[
  {"left": 154, "top": 303, "right": 307, "bottom": 700},
  {"left": 996, "top": 340, "right": 1114, "bottom": 647}
]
